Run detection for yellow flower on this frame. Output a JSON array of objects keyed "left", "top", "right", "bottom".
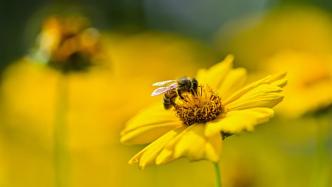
[
  {"left": 121, "top": 55, "right": 287, "bottom": 168},
  {"left": 219, "top": 6, "right": 332, "bottom": 69},
  {"left": 265, "top": 51, "right": 332, "bottom": 117},
  {"left": 31, "top": 15, "right": 106, "bottom": 72}
]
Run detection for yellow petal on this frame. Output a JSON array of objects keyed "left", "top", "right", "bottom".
[
  {"left": 128, "top": 127, "right": 185, "bottom": 169},
  {"left": 224, "top": 72, "right": 287, "bottom": 105},
  {"left": 155, "top": 148, "right": 174, "bottom": 165},
  {"left": 121, "top": 103, "right": 183, "bottom": 144},
  {"left": 205, "top": 108, "right": 274, "bottom": 136},
  {"left": 196, "top": 55, "right": 234, "bottom": 90},
  {"left": 217, "top": 68, "right": 247, "bottom": 100},
  {"left": 158, "top": 125, "right": 222, "bottom": 163},
  {"left": 121, "top": 122, "right": 183, "bottom": 145},
  {"left": 154, "top": 126, "right": 194, "bottom": 165},
  {"left": 225, "top": 84, "right": 284, "bottom": 111}
]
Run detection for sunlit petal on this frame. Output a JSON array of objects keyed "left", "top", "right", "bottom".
[
  {"left": 196, "top": 55, "right": 234, "bottom": 90},
  {"left": 128, "top": 127, "right": 185, "bottom": 169},
  {"left": 158, "top": 125, "right": 222, "bottom": 164},
  {"left": 217, "top": 68, "right": 247, "bottom": 101},
  {"left": 121, "top": 104, "right": 183, "bottom": 144},
  {"left": 224, "top": 72, "right": 287, "bottom": 105},
  {"left": 205, "top": 108, "right": 274, "bottom": 136},
  {"left": 225, "top": 84, "right": 284, "bottom": 111}
]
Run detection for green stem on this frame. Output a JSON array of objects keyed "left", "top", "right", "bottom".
[
  {"left": 312, "top": 117, "right": 330, "bottom": 187},
  {"left": 54, "top": 74, "right": 69, "bottom": 187},
  {"left": 213, "top": 162, "right": 222, "bottom": 187}
]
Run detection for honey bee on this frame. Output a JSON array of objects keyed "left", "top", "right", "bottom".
[
  {"left": 162, "top": 89, "right": 178, "bottom": 109},
  {"left": 151, "top": 77, "right": 198, "bottom": 109}
]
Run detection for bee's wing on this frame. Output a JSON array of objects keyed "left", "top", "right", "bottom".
[
  {"left": 151, "top": 83, "right": 177, "bottom": 96},
  {"left": 152, "top": 80, "right": 177, "bottom": 87}
]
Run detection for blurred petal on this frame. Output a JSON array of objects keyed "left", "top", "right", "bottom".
[
  {"left": 205, "top": 108, "right": 274, "bottom": 136},
  {"left": 121, "top": 104, "right": 183, "bottom": 144},
  {"left": 217, "top": 68, "right": 247, "bottom": 100},
  {"left": 224, "top": 72, "right": 287, "bottom": 105},
  {"left": 265, "top": 51, "right": 332, "bottom": 117},
  {"left": 196, "top": 55, "right": 234, "bottom": 90}
]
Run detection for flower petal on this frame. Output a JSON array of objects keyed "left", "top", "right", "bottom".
[
  {"left": 157, "top": 125, "right": 222, "bottom": 164},
  {"left": 217, "top": 68, "right": 247, "bottom": 101},
  {"left": 196, "top": 55, "right": 234, "bottom": 90},
  {"left": 121, "top": 103, "right": 183, "bottom": 144},
  {"left": 225, "top": 84, "right": 284, "bottom": 111},
  {"left": 205, "top": 108, "right": 274, "bottom": 136},
  {"left": 224, "top": 72, "right": 287, "bottom": 105},
  {"left": 128, "top": 127, "right": 185, "bottom": 169}
]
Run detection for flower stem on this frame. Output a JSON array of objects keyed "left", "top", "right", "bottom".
[
  {"left": 54, "top": 74, "right": 69, "bottom": 187},
  {"left": 213, "top": 162, "right": 222, "bottom": 187},
  {"left": 312, "top": 116, "right": 330, "bottom": 187}
]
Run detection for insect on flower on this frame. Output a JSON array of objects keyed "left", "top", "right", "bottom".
[
  {"left": 121, "top": 55, "right": 287, "bottom": 169},
  {"left": 151, "top": 77, "right": 198, "bottom": 109}
]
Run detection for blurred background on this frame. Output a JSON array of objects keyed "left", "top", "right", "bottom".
[{"left": 0, "top": 0, "right": 332, "bottom": 187}]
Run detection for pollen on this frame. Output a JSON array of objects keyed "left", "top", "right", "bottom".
[{"left": 173, "top": 85, "right": 224, "bottom": 126}]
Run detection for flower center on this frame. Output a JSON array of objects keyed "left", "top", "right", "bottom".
[{"left": 173, "top": 85, "right": 223, "bottom": 125}]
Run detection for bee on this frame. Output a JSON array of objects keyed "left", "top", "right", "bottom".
[
  {"left": 151, "top": 77, "right": 198, "bottom": 109},
  {"left": 162, "top": 89, "right": 178, "bottom": 109}
]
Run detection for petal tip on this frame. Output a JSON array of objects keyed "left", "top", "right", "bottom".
[{"left": 225, "top": 54, "right": 235, "bottom": 61}]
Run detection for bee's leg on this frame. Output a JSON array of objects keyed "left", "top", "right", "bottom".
[
  {"left": 177, "top": 89, "right": 184, "bottom": 99},
  {"left": 192, "top": 78, "right": 198, "bottom": 95},
  {"left": 190, "top": 89, "right": 196, "bottom": 96}
]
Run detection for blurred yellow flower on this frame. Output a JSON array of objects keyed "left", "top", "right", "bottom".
[
  {"left": 31, "top": 15, "right": 106, "bottom": 72},
  {"left": 265, "top": 51, "right": 332, "bottom": 117},
  {"left": 219, "top": 6, "right": 332, "bottom": 69},
  {"left": 121, "top": 55, "right": 287, "bottom": 168}
]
